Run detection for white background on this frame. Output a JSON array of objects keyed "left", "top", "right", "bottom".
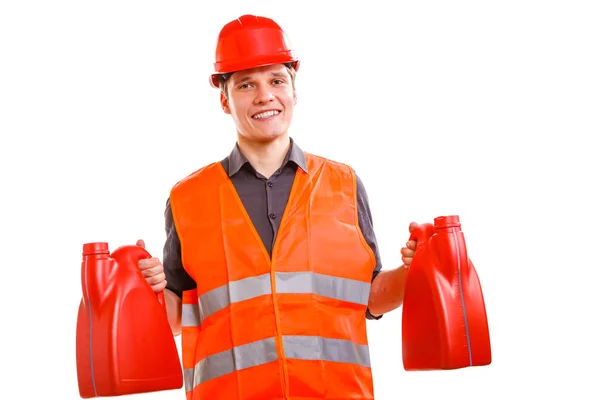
[{"left": 1, "top": 0, "right": 599, "bottom": 398}]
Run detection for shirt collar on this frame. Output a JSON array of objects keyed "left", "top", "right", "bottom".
[{"left": 226, "top": 137, "right": 308, "bottom": 177}]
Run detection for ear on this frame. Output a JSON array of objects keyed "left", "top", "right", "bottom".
[
  {"left": 220, "top": 91, "right": 231, "bottom": 114},
  {"left": 293, "top": 89, "right": 297, "bottom": 105}
]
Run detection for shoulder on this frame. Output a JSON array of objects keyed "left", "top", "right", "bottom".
[
  {"left": 304, "top": 152, "right": 356, "bottom": 176},
  {"left": 304, "top": 152, "right": 368, "bottom": 188},
  {"left": 170, "top": 161, "right": 223, "bottom": 194}
]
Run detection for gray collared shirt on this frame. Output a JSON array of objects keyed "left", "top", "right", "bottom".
[{"left": 163, "top": 138, "right": 383, "bottom": 319}]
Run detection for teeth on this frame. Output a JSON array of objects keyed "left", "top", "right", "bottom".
[{"left": 253, "top": 110, "right": 280, "bottom": 119}]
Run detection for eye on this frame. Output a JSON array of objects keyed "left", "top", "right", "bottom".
[
  {"left": 272, "top": 79, "right": 286, "bottom": 85},
  {"left": 237, "top": 83, "right": 252, "bottom": 90}
]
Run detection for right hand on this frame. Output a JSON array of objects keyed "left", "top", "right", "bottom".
[
  {"left": 136, "top": 239, "right": 167, "bottom": 293},
  {"left": 400, "top": 222, "right": 419, "bottom": 268}
]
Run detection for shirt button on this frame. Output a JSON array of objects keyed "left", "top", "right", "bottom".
[
  {"left": 267, "top": 181, "right": 273, "bottom": 187},
  {"left": 269, "top": 213, "right": 276, "bottom": 219}
]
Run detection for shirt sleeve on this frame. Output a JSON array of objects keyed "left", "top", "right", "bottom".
[
  {"left": 163, "top": 197, "right": 197, "bottom": 298},
  {"left": 354, "top": 171, "right": 384, "bottom": 320}
]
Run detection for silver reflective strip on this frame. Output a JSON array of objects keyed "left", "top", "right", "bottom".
[
  {"left": 283, "top": 335, "right": 371, "bottom": 368},
  {"left": 184, "top": 366, "right": 194, "bottom": 393},
  {"left": 198, "top": 273, "right": 272, "bottom": 321},
  {"left": 189, "top": 272, "right": 371, "bottom": 327},
  {"left": 183, "top": 335, "right": 370, "bottom": 390},
  {"left": 181, "top": 303, "right": 200, "bottom": 327},
  {"left": 276, "top": 271, "right": 371, "bottom": 306},
  {"left": 184, "top": 337, "right": 278, "bottom": 391}
]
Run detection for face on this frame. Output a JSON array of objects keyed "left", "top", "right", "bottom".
[{"left": 221, "top": 64, "right": 297, "bottom": 143}]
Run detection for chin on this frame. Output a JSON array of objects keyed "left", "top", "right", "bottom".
[
  {"left": 258, "top": 132, "right": 286, "bottom": 142},
  {"left": 249, "top": 128, "right": 288, "bottom": 142}
]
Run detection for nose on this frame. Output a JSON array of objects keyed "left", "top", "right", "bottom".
[{"left": 254, "top": 84, "right": 275, "bottom": 104}]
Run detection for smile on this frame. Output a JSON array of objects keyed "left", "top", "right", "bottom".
[{"left": 252, "top": 110, "right": 281, "bottom": 120}]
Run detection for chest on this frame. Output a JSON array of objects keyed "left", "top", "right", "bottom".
[{"left": 229, "top": 163, "right": 296, "bottom": 255}]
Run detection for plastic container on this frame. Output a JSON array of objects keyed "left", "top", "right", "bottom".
[
  {"left": 76, "top": 242, "right": 183, "bottom": 398},
  {"left": 401, "top": 215, "right": 492, "bottom": 370}
]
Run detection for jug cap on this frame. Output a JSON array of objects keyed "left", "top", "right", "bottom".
[
  {"left": 83, "top": 242, "right": 109, "bottom": 256},
  {"left": 434, "top": 215, "right": 461, "bottom": 229}
]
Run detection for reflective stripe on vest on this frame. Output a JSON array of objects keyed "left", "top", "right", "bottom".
[
  {"left": 181, "top": 271, "right": 370, "bottom": 326},
  {"left": 180, "top": 334, "right": 370, "bottom": 391}
]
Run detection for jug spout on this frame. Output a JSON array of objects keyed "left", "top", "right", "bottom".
[
  {"left": 434, "top": 215, "right": 461, "bottom": 229},
  {"left": 83, "top": 242, "right": 110, "bottom": 256}
]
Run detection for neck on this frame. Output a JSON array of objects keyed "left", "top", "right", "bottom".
[{"left": 237, "top": 133, "right": 291, "bottom": 178}]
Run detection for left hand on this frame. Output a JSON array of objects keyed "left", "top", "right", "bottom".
[{"left": 401, "top": 222, "right": 419, "bottom": 268}]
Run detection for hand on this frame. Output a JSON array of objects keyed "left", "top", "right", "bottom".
[
  {"left": 136, "top": 239, "right": 167, "bottom": 293},
  {"left": 401, "top": 222, "right": 419, "bottom": 268}
]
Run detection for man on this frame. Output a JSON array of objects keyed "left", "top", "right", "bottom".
[{"left": 137, "top": 14, "right": 418, "bottom": 400}]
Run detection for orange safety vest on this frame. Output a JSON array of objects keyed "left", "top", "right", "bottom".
[{"left": 169, "top": 153, "right": 377, "bottom": 400}]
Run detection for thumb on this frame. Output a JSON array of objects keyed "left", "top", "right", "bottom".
[
  {"left": 136, "top": 239, "right": 145, "bottom": 248},
  {"left": 408, "top": 221, "right": 419, "bottom": 233}
]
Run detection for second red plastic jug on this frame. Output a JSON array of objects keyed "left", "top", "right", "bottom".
[
  {"left": 76, "top": 242, "right": 183, "bottom": 398},
  {"left": 401, "top": 215, "right": 492, "bottom": 370}
]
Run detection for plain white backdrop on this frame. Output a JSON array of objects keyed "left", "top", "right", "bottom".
[{"left": 1, "top": 0, "right": 599, "bottom": 398}]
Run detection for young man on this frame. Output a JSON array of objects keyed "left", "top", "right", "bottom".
[{"left": 137, "top": 14, "right": 417, "bottom": 400}]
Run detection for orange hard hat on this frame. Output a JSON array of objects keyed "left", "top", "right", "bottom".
[{"left": 209, "top": 14, "right": 300, "bottom": 88}]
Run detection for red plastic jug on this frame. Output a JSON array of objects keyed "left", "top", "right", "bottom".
[
  {"left": 76, "top": 242, "right": 183, "bottom": 398},
  {"left": 401, "top": 215, "right": 491, "bottom": 370}
]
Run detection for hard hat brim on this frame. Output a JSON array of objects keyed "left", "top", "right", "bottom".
[{"left": 210, "top": 59, "right": 299, "bottom": 89}]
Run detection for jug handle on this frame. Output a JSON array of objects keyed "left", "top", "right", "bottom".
[
  {"left": 139, "top": 254, "right": 166, "bottom": 308},
  {"left": 156, "top": 290, "right": 165, "bottom": 307},
  {"left": 133, "top": 247, "right": 167, "bottom": 308},
  {"left": 112, "top": 245, "right": 167, "bottom": 309},
  {"left": 409, "top": 223, "right": 435, "bottom": 245}
]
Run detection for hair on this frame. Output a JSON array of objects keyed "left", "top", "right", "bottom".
[{"left": 219, "top": 62, "right": 297, "bottom": 99}]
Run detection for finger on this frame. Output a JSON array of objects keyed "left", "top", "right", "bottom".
[
  {"left": 408, "top": 222, "right": 418, "bottom": 233},
  {"left": 151, "top": 279, "right": 168, "bottom": 293},
  {"left": 139, "top": 257, "right": 161, "bottom": 270},
  {"left": 136, "top": 239, "right": 145, "bottom": 248},
  {"left": 402, "top": 256, "right": 413, "bottom": 266},
  {"left": 146, "top": 272, "right": 166, "bottom": 286},
  {"left": 406, "top": 240, "right": 417, "bottom": 250},
  {"left": 140, "top": 264, "right": 164, "bottom": 278},
  {"left": 401, "top": 247, "right": 415, "bottom": 257}
]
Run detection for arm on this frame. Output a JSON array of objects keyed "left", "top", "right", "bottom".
[
  {"left": 162, "top": 197, "right": 197, "bottom": 336},
  {"left": 367, "top": 265, "right": 409, "bottom": 316},
  {"left": 367, "top": 227, "right": 417, "bottom": 316},
  {"left": 355, "top": 172, "right": 417, "bottom": 318},
  {"left": 138, "top": 252, "right": 184, "bottom": 335},
  {"left": 163, "top": 288, "right": 183, "bottom": 336},
  {"left": 137, "top": 200, "right": 196, "bottom": 336},
  {"left": 138, "top": 198, "right": 197, "bottom": 336},
  {"left": 354, "top": 172, "right": 385, "bottom": 320},
  {"left": 369, "top": 222, "right": 417, "bottom": 315}
]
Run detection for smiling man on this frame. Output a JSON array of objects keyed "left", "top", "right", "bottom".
[
  {"left": 136, "top": 14, "right": 418, "bottom": 400},
  {"left": 219, "top": 62, "right": 298, "bottom": 178}
]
